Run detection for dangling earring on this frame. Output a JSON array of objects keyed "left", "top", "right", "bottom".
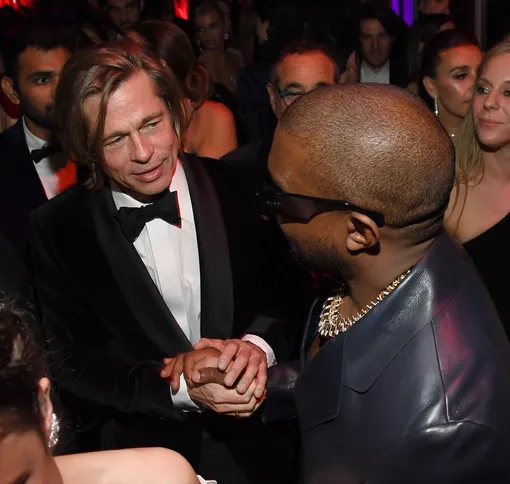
[
  {"left": 47, "top": 413, "right": 60, "bottom": 450},
  {"left": 434, "top": 95, "right": 439, "bottom": 117},
  {"left": 224, "top": 32, "right": 229, "bottom": 41}
]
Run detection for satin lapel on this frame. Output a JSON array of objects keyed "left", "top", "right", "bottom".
[
  {"left": 90, "top": 186, "right": 192, "bottom": 354},
  {"left": 181, "top": 154, "right": 234, "bottom": 339}
]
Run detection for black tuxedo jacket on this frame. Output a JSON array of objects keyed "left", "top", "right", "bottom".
[
  {"left": 0, "top": 119, "right": 48, "bottom": 253},
  {"left": 31, "top": 154, "right": 311, "bottom": 453},
  {"left": 295, "top": 234, "right": 510, "bottom": 483}
]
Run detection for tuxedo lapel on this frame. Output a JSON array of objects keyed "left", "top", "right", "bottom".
[
  {"left": 90, "top": 186, "right": 193, "bottom": 354},
  {"left": 181, "top": 154, "right": 234, "bottom": 339}
]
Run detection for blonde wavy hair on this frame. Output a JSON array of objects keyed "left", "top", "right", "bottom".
[{"left": 451, "top": 40, "right": 510, "bottom": 227}]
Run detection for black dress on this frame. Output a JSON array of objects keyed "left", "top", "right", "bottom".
[{"left": 463, "top": 214, "right": 510, "bottom": 338}]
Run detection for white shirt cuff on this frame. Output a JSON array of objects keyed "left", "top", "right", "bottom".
[
  {"left": 242, "top": 334, "right": 277, "bottom": 367},
  {"left": 170, "top": 373, "right": 200, "bottom": 410}
]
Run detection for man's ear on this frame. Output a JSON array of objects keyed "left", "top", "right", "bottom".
[
  {"left": 345, "top": 212, "right": 380, "bottom": 253},
  {"left": 37, "top": 377, "right": 54, "bottom": 439},
  {"left": 1, "top": 76, "right": 20, "bottom": 105},
  {"left": 267, "top": 82, "right": 277, "bottom": 116},
  {"left": 423, "top": 76, "right": 436, "bottom": 100}
]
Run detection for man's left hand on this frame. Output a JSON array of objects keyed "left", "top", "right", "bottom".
[{"left": 193, "top": 338, "right": 267, "bottom": 399}]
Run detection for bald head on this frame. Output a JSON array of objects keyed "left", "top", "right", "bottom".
[{"left": 270, "top": 83, "right": 454, "bottom": 241}]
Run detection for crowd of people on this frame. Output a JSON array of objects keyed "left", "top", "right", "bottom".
[{"left": 1, "top": 0, "right": 510, "bottom": 483}]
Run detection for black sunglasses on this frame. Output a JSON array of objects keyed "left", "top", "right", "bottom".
[{"left": 256, "top": 182, "right": 385, "bottom": 227}]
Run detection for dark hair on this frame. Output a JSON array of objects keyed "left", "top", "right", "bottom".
[
  {"left": 408, "top": 14, "right": 454, "bottom": 82},
  {"left": 131, "top": 20, "right": 212, "bottom": 107},
  {"left": 1, "top": 24, "right": 73, "bottom": 88},
  {"left": 254, "top": 0, "right": 299, "bottom": 35},
  {"left": 54, "top": 38, "right": 185, "bottom": 190},
  {"left": 193, "top": 1, "right": 226, "bottom": 24},
  {"left": 0, "top": 301, "right": 46, "bottom": 442},
  {"left": 418, "top": 29, "right": 479, "bottom": 104},
  {"left": 359, "top": 1, "right": 399, "bottom": 38},
  {"left": 270, "top": 39, "right": 341, "bottom": 86},
  {"left": 100, "top": 0, "right": 141, "bottom": 6}
]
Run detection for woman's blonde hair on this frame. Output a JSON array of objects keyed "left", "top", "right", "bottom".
[{"left": 451, "top": 40, "right": 510, "bottom": 223}]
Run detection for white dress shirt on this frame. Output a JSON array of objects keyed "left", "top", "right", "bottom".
[
  {"left": 22, "top": 117, "right": 68, "bottom": 199},
  {"left": 111, "top": 161, "right": 275, "bottom": 411},
  {"left": 360, "top": 60, "right": 391, "bottom": 84}
]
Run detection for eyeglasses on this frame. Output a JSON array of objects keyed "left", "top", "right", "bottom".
[
  {"left": 256, "top": 181, "right": 385, "bottom": 226},
  {"left": 275, "top": 85, "right": 307, "bottom": 107}
]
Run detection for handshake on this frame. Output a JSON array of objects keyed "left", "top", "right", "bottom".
[{"left": 160, "top": 338, "right": 268, "bottom": 418}]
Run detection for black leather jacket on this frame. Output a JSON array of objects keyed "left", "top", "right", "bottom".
[{"left": 271, "top": 233, "right": 510, "bottom": 483}]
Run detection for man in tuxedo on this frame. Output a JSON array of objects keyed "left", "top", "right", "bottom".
[
  {"left": 358, "top": 2, "right": 409, "bottom": 87},
  {"left": 0, "top": 25, "right": 77, "bottom": 253},
  {"left": 31, "top": 39, "right": 308, "bottom": 483},
  {"left": 259, "top": 84, "right": 510, "bottom": 482}
]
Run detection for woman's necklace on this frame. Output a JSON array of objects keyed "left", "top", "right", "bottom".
[{"left": 317, "top": 269, "right": 411, "bottom": 338}]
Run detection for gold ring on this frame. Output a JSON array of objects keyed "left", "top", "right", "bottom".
[{"left": 233, "top": 413, "right": 240, "bottom": 418}]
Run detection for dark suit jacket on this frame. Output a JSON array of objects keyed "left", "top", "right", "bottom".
[
  {"left": 295, "top": 234, "right": 510, "bottom": 483},
  {"left": 0, "top": 120, "right": 48, "bottom": 253},
  {"left": 31, "top": 154, "right": 311, "bottom": 474}
]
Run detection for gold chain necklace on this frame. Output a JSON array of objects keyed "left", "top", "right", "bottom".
[{"left": 317, "top": 270, "right": 411, "bottom": 339}]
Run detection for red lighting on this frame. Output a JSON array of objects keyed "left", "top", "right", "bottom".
[
  {"left": 175, "top": 0, "right": 189, "bottom": 20},
  {"left": 0, "top": 0, "right": 35, "bottom": 10}
]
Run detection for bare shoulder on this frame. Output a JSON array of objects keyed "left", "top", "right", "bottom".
[
  {"left": 57, "top": 448, "right": 199, "bottom": 484},
  {"left": 133, "top": 448, "right": 199, "bottom": 484},
  {"left": 198, "top": 100, "right": 234, "bottom": 124}
]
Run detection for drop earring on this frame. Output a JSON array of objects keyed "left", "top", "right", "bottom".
[
  {"left": 48, "top": 413, "right": 60, "bottom": 450},
  {"left": 434, "top": 96, "right": 439, "bottom": 117}
]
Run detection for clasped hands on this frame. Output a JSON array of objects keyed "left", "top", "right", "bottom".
[{"left": 160, "top": 338, "right": 268, "bottom": 418}]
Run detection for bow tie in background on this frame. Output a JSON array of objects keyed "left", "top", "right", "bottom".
[
  {"left": 31, "top": 144, "right": 63, "bottom": 163},
  {"left": 117, "top": 190, "right": 181, "bottom": 242}
]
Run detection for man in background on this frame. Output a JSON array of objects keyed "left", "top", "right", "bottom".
[
  {"left": 0, "top": 25, "right": 76, "bottom": 253},
  {"left": 102, "top": 0, "right": 143, "bottom": 38},
  {"left": 358, "top": 1, "right": 409, "bottom": 87},
  {"left": 223, "top": 39, "right": 345, "bottom": 166}
]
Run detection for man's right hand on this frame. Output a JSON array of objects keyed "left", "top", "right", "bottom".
[
  {"left": 189, "top": 378, "right": 263, "bottom": 417},
  {"left": 160, "top": 348, "right": 264, "bottom": 417}
]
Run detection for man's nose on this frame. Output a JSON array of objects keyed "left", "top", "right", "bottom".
[{"left": 131, "top": 135, "right": 154, "bottom": 163}]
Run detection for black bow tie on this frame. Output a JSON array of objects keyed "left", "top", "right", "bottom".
[
  {"left": 31, "top": 144, "right": 62, "bottom": 163},
  {"left": 117, "top": 190, "right": 181, "bottom": 242}
]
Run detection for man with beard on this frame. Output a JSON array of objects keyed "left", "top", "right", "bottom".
[
  {"left": 102, "top": 0, "right": 144, "bottom": 40},
  {"left": 0, "top": 25, "right": 76, "bottom": 253},
  {"left": 257, "top": 84, "right": 510, "bottom": 482}
]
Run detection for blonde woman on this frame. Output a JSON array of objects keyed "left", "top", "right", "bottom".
[{"left": 445, "top": 40, "right": 510, "bottom": 337}]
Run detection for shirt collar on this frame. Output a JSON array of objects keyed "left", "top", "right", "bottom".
[
  {"left": 22, "top": 117, "right": 47, "bottom": 152},
  {"left": 361, "top": 60, "right": 390, "bottom": 77},
  {"left": 110, "top": 159, "right": 193, "bottom": 224}
]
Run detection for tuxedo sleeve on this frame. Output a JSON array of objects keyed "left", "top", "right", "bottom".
[{"left": 30, "top": 216, "right": 176, "bottom": 420}]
